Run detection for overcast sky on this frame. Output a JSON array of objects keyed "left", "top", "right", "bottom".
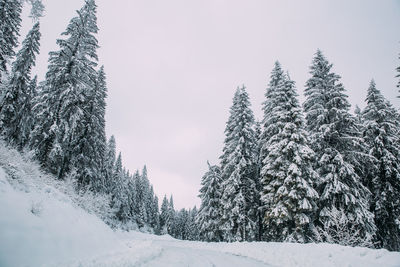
[{"left": 21, "top": 0, "right": 400, "bottom": 210}]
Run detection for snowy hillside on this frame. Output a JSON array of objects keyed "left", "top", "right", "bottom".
[{"left": 0, "top": 144, "right": 400, "bottom": 267}]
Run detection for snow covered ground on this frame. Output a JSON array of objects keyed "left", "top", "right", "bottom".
[{"left": 1, "top": 144, "right": 400, "bottom": 266}]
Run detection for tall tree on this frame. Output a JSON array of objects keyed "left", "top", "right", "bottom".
[
  {"left": 197, "top": 162, "right": 223, "bottom": 242},
  {"left": 103, "top": 135, "right": 116, "bottom": 193},
  {"left": 260, "top": 69, "right": 318, "bottom": 243},
  {"left": 258, "top": 61, "right": 286, "bottom": 241},
  {"left": 0, "top": 0, "right": 22, "bottom": 84},
  {"left": 73, "top": 65, "right": 107, "bottom": 188},
  {"left": 259, "top": 62, "right": 285, "bottom": 159},
  {"left": 397, "top": 50, "right": 400, "bottom": 94},
  {"left": 168, "top": 195, "right": 176, "bottom": 235},
  {"left": 362, "top": 80, "right": 400, "bottom": 251},
  {"left": 30, "top": 0, "right": 99, "bottom": 179},
  {"left": 160, "top": 195, "right": 169, "bottom": 234},
  {"left": 303, "top": 50, "right": 375, "bottom": 245},
  {"left": 219, "top": 85, "right": 259, "bottom": 241},
  {"left": 0, "top": 22, "right": 40, "bottom": 149}
]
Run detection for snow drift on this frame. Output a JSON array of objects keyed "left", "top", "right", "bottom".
[{"left": 0, "top": 142, "right": 400, "bottom": 267}]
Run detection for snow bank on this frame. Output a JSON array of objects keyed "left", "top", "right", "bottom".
[
  {"left": 0, "top": 166, "right": 127, "bottom": 267},
  {"left": 0, "top": 142, "right": 128, "bottom": 267}
]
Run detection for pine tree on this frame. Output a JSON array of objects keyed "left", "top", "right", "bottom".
[
  {"left": 354, "top": 105, "right": 362, "bottom": 123},
  {"left": 260, "top": 70, "right": 318, "bottom": 243},
  {"left": 160, "top": 195, "right": 169, "bottom": 234},
  {"left": 20, "top": 75, "right": 38, "bottom": 147},
  {"left": 188, "top": 207, "right": 200, "bottom": 240},
  {"left": 0, "top": 0, "right": 22, "bottom": 84},
  {"left": 259, "top": 61, "right": 285, "bottom": 162},
  {"left": 168, "top": 195, "right": 176, "bottom": 235},
  {"left": 153, "top": 195, "right": 161, "bottom": 234},
  {"left": 111, "top": 152, "right": 134, "bottom": 225},
  {"left": 397, "top": 51, "right": 400, "bottom": 94},
  {"left": 30, "top": 0, "right": 99, "bottom": 179},
  {"left": 303, "top": 50, "right": 375, "bottom": 245},
  {"left": 197, "top": 162, "right": 223, "bottom": 241},
  {"left": 25, "top": 0, "right": 45, "bottom": 20},
  {"left": 103, "top": 135, "right": 116, "bottom": 193},
  {"left": 362, "top": 80, "right": 400, "bottom": 251},
  {"left": 219, "top": 85, "right": 259, "bottom": 242},
  {"left": 0, "top": 22, "right": 40, "bottom": 148},
  {"left": 73, "top": 66, "right": 107, "bottom": 189}
]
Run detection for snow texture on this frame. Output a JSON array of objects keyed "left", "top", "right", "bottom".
[{"left": 1, "top": 148, "right": 399, "bottom": 267}]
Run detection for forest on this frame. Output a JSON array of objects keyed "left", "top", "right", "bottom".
[{"left": 1, "top": 0, "right": 399, "bottom": 253}]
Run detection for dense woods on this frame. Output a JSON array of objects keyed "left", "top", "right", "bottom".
[{"left": 1, "top": 0, "right": 399, "bottom": 251}]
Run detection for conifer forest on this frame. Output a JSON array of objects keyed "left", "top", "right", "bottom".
[{"left": 1, "top": 0, "right": 400, "bottom": 262}]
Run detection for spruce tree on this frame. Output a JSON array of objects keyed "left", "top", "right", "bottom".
[
  {"left": 219, "top": 85, "right": 259, "bottom": 241},
  {"left": 30, "top": 0, "right": 99, "bottom": 178},
  {"left": 168, "top": 195, "right": 176, "bottom": 235},
  {"left": 260, "top": 70, "right": 318, "bottom": 243},
  {"left": 153, "top": 195, "right": 161, "bottom": 234},
  {"left": 160, "top": 195, "right": 169, "bottom": 234},
  {"left": 103, "top": 135, "right": 116, "bottom": 193},
  {"left": 0, "top": 0, "right": 22, "bottom": 84},
  {"left": 362, "top": 80, "right": 400, "bottom": 251},
  {"left": 197, "top": 162, "right": 223, "bottom": 241},
  {"left": 73, "top": 66, "right": 107, "bottom": 188},
  {"left": 188, "top": 207, "right": 200, "bottom": 240},
  {"left": 20, "top": 75, "right": 38, "bottom": 147},
  {"left": 0, "top": 22, "right": 40, "bottom": 148},
  {"left": 397, "top": 51, "right": 400, "bottom": 94},
  {"left": 259, "top": 62, "right": 285, "bottom": 161},
  {"left": 303, "top": 50, "right": 375, "bottom": 245}
]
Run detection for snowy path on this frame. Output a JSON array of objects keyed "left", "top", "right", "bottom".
[
  {"left": 68, "top": 237, "right": 271, "bottom": 267},
  {"left": 139, "top": 240, "right": 270, "bottom": 267}
]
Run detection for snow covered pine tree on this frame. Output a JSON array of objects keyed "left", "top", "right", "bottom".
[
  {"left": 0, "top": 22, "right": 40, "bottom": 149},
  {"left": 362, "top": 80, "right": 400, "bottom": 251},
  {"left": 219, "top": 85, "right": 259, "bottom": 242},
  {"left": 303, "top": 50, "right": 376, "bottom": 246},
  {"left": 197, "top": 162, "right": 223, "bottom": 241},
  {"left": 260, "top": 64, "right": 318, "bottom": 243}
]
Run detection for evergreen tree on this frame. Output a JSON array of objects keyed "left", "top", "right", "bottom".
[
  {"left": 260, "top": 70, "right": 318, "bottom": 243},
  {"left": 397, "top": 51, "right": 400, "bottom": 94},
  {"left": 0, "top": 0, "right": 22, "bottom": 83},
  {"left": 254, "top": 120, "right": 263, "bottom": 240},
  {"left": 153, "top": 195, "right": 161, "bottom": 234},
  {"left": 303, "top": 50, "right": 375, "bottom": 245},
  {"left": 259, "top": 61, "right": 285, "bottom": 162},
  {"left": 73, "top": 66, "right": 107, "bottom": 189},
  {"left": 30, "top": 0, "right": 99, "bottom": 179},
  {"left": 362, "top": 80, "right": 400, "bottom": 251},
  {"left": 103, "top": 135, "right": 116, "bottom": 193},
  {"left": 147, "top": 185, "right": 158, "bottom": 228},
  {"left": 0, "top": 22, "right": 40, "bottom": 148},
  {"left": 354, "top": 105, "right": 362, "bottom": 124},
  {"left": 188, "top": 207, "right": 200, "bottom": 240},
  {"left": 160, "top": 195, "right": 169, "bottom": 234},
  {"left": 25, "top": 0, "right": 45, "bottom": 20},
  {"left": 197, "top": 162, "right": 223, "bottom": 242},
  {"left": 219, "top": 85, "right": 259, "bottom": 242},
  {"left": 20, "top": 75, "right": 38, "bottom": 147},
  {"left": 111, "top": 152, "right": 134, "bottom": 225},
  {"left": 168, "top": 195, "right": 176, "bottom": 235}
]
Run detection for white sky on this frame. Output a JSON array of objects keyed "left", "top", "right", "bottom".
[{"left": 21, "top": 0, "right": 400, "bottom": 210}]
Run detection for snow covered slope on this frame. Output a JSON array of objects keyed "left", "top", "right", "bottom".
[{"left": 0, "top": 143, "right": 400, "bottom": 267}]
